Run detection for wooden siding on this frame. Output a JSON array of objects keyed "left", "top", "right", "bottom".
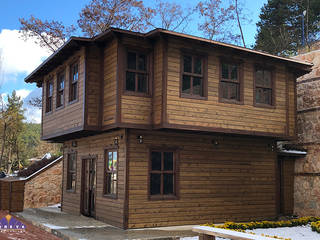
[
  {"left": 42, "top": 48, "right": 85, "bottom": 139},
  {"left": 164, "top": 38, "right": 290, "bottom": 136},
  {"left": 287, "top": 74, "right": 296, "bottom": 137},
  {"left": 280, "top": 159, "right": 294, "bottom": 215},
  {"left": 103, "top": 39, "right": 118, "bottom": 126},
  {"left": 127, "top": 129, "right": 277, "bottom": 228},
  {"left": 152, "top": 39, "right": 164, "bottom": 125},
  {"left": 62, "top": 129, "right": 126, "bottom": 228},
  {"left": 86, "top": 45, "right": 102, "bottom": 128}
]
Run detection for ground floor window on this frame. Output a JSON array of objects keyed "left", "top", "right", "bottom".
[
  {"left": 104, "top": 149, "right": 118, "bottom": 197},
  {"left": 149, "top": 149, "right": 177, "bottom": 200},
  {"left": 66, "top": 152, "right": 76, "bottom": 191}
]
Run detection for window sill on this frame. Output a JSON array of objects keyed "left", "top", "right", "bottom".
[
  {"left": 219, "top": 98, "right": 243, "bottom": 105},
  {"left": 254, "top": 102, "right": 275, "bottom": 109},
  {"left": 56, "top": 105, "right": 64, "bottom": 111},
  {"left": 103, "top": 194, "right": 118, "bottom": 199},
  {"left": 149, "top": 194, "right": 178, "bottom": 201},
  {"left": 180, "top": 94, "right": 207, "bottom": 100},
  {"left": 66, "top": 189, "right": 76, "bottom": 193},
  {"left": 68, "top": 99, "right": 79, "bottom": 105},
  {"left": 123, "top": 90, "right": 151, "bottom": 98},
  {"left": 45, "top": 111, "right": 53, "bottom": 116}
]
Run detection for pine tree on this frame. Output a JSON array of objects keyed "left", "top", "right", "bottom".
[{"left": 254, "top": 0, "right": 320, "bottom": 56}]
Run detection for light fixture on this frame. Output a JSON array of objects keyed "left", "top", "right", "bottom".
[
  {"left": 72, "top": 141, "right": 77, "bottom": 147},
  {"left": 113, "top": 136, "right": 119, "bottom": 146},
  {"left": 212, "top": 139, "right": 219, "bottom": 146},
  {"left": 137, "top": 135, "right": 143, "bottom": 144}
]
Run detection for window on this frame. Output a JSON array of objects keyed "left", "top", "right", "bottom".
[
  {"left": 125, "top": 51, "right": 148, "bottom": 94},
  {"left": 104, "top": 150, "right": 118, "bottom": 196},
  {"left": 46, "top": 80, "right": 53, "bottom": 113},
  {"left": 220, "top": 62, "right": 241, "bottom": 102},
  {"left": 69, "top": 62, "right": 79, "bottom": 102},
  {"left": 56, "top": 71, "right": 65, "bottom": 108},
  {"left": 181, "top": 54, "right": 206, "bottom": 98},
  {"left": 149, "top": 150, "right": 177, "bottom": 200},
  {"left": 67, "top": 152, "right": 76, "bottom": 191},
  {"left": 255, "top": 67, "right": 273, "bottom": 106}
]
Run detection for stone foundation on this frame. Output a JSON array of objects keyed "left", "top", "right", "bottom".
[{"left": 24, "top": 160, "right": 62, "bottom": 209}]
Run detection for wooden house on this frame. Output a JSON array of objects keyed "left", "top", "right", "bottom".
[{"left": 25, "top": 28, "right": 312, "bottom": 229}]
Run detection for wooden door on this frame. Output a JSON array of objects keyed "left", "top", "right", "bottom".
[{"left": 81, "top": 157, "right": 96, "bottom": 217}]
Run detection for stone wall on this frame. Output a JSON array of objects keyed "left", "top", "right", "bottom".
[
  {"left": 24, "top": 160, "right": 62, "bottom": 209},
  {"left": 293, "top": 49, "right": 320, "bottom": 216}
]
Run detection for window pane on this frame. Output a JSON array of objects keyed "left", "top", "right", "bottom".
[
  {"left": 71, "top": 174, "right": 76, "bottom": 190},
  {"left": 126, "top": 72, "right": 136, "bottom": 91},
  {"left": 222, "top": 63, "right": 229, "bottom": 79},
  {"left": 49, "top": 82, "right": 53, "bottom": 96},
  {"left": 151, "top": 152, "right": 161, "bottom": 171},
  {"left": 71, "top": 83, "right": 77, "bottom": 100},
  {"left": 106, "top": 173, "right": 111, "bottom": 194},
  {"left": 163, "top": 173, "right": 174, "bottom": 194},
  {"left": 111, "top": 173, "right": 117, "bottom": 195},
  {"left": 256, "top": 88, "right": 272, "bottom": 104},
  {"left": 163, "top": 152, "right": 173, "bottom": 171},
  {"left": 127, "top": 52, "right": 136, "bottom": 70},
  {"left": 72, "top": 64, "right": 79, "bottom": 82},
  {"left": 255, "top": 70, "right": 264, "bottom": 86},
  {"left": 193, "top": 77, "right": 202, "bottom": 96},
  {"left": 137, "top": 73, "right": 147, "bottom": 93},
  {"left": 108, "top": 152, "right": 112, "bottom": 171},
  {"left": 221, "top": 82, "right": 228, "bottom": 99},
  {"left": 183, "top": 55, "right": 192, "bottom": 73},
  {"left": 194, "top": 57, "right": 202, "bottom": 74},
  {"left": 263, "top": 70, "right": 272, "bottom": 87},
  {"left": 138, "top": 54, "right": 146, "bottom": 71},
  {"left": 112, "top": 151, "right": 117, "bottom": 171},
  {"left": 182, "top": 75, "right": 191, "bottom": 94},
  {"left": 150, "top": 173, "right": 161, "bottom": 195},
  {"left": 229, "top": 83, "right": 239, "bottom": 100},
  {"left": 230, "top": 65, "right": 238, "bottom": 80}
]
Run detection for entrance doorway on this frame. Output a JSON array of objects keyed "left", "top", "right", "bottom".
[{"left": 81, "top": 156, "right": 96, "bottom": 217}]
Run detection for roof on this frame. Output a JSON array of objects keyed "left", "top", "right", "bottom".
[{"left": 25, "top": 28, "right": 313, "bottom": 86}]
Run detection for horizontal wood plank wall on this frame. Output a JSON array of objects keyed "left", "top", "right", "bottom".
[
  {"left": 153, "top": 39, "right": 163, "bottom": 125},
  {"left": 62, "top": 129, "right": 126, "bottom": 228},
  {"left": 42, "top": 48, "right": 85, "bottom": 138},
  {"left": 120, "top": 37, "right": 153, "bottom": 126},
  {"left": 165, "top": 38, "right": 289, "bottom": 136},
  {"left": 288, "top": 74, "right": 296, "bottom": 137},
  {"left": 127, "top": 130, "right": 277, "bottom": 228},
  {"left": 103, "top": 39, "right": 117, "bottom": 126},
  {"left": 86, "top": 45, "right": 101, "bottom": 127}
]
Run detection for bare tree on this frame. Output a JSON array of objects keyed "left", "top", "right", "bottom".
[
  {"left": 19, "top": 15, "right": 76, "bottom": 52},
  {"left": 28, "top": 97, "right": 42, "bottom": 109},
  {"left": 78, "top": 0, "right": 147, "bottom": 37},
  {"left": 235, "top": 0, "right": 245, "bottom": 47},
  {"left": 141, "top": 0, "right": 195, "bottom": 32}
]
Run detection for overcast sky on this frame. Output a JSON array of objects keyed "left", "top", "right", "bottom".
[{"left": 0, "top": 0, "right": 267, "bottom": 123}]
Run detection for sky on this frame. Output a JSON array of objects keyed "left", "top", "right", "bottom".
[{"left": 0, "top": 0, "right": 267, "bottom": 123}]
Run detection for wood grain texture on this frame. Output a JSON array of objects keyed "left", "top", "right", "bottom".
[{"left": 127, "top": 129, "right": 277, "bottom": 228}]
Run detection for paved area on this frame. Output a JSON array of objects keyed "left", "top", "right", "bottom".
[
  {"left": 13, "top": 206, "right": 198, "bottom": 240},
  {"left": 0, "top": 210, "right": 60, "bottom": 240}
]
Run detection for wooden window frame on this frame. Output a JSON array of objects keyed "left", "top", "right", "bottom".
[
  {"left": 180, "top": 51, "right": 208, "bottom": 100},
  {"left": 56, "top": 70, "right": 65, "bottom": 109},
  {"left": 253, "top": 65, "right": 276, "bottom": 109},
  {"left": 69, "top": 61, "right": 79, "bottom": 104},
  {"left": 66, "top": 152, "right": 77, "bottom": 193},
  {"left": 103, "top": 149, "right": 118, "bottom": 199},
  {"left": 219, "top": 58, "right": 244, "bottom": 105},
  {"left": 123, "top": 49, "right": 152, "bottom": 97},
  {"left": 148, "top": 148, "right": 179, "bottom": 201},
  {"left": 45, "top": 79, "right": 53, "bottom": 113}
]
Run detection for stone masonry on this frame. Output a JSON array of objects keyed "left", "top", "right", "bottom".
[
  {"left": 294, "top": 48, "right": 320, "bottom": 216},
  {"left": 24, "top": 160, "right": 62, "bottom": 209}
]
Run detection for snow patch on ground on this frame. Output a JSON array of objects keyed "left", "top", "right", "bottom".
[{"left": 181, "top": 225, "right": 320, "bottom": 240}]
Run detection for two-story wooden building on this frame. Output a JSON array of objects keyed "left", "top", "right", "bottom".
[{"left": 25, "top": 28, "right": 312, "bottom": 229}]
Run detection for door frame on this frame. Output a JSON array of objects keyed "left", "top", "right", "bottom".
[{"left": 80, "top": 155, "right": 98, "bottom": 218}]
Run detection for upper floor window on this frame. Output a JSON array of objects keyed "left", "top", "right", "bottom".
[
  {"left": 46, "top": 80, "right": 53, "bottom": 113},
  {"left": 181, "top": 54, "right": 207, "bottom": 99},
  {"left": 67, "top": 152, "right": 77, "bottom": 191},
  {"left": 255, "top": 67, "right": 273, "bottom": 106},
  {"left": 125, "top": 51, "right": 148, "bottom": 94},
  {"left": 69, "top": 62, "right": 79, "bottom": 102},
  {"left": 56, "top": 71, "right": 65, "bottom": 108},
  {"left": 104, "top": 150, "right": 118, "bottom": 197},
  {"left": 220, "top": 62, "right": 241, "bottom": 102},
  {"left": 149, "top": 150, "right": 177, "bottom": 200}
]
